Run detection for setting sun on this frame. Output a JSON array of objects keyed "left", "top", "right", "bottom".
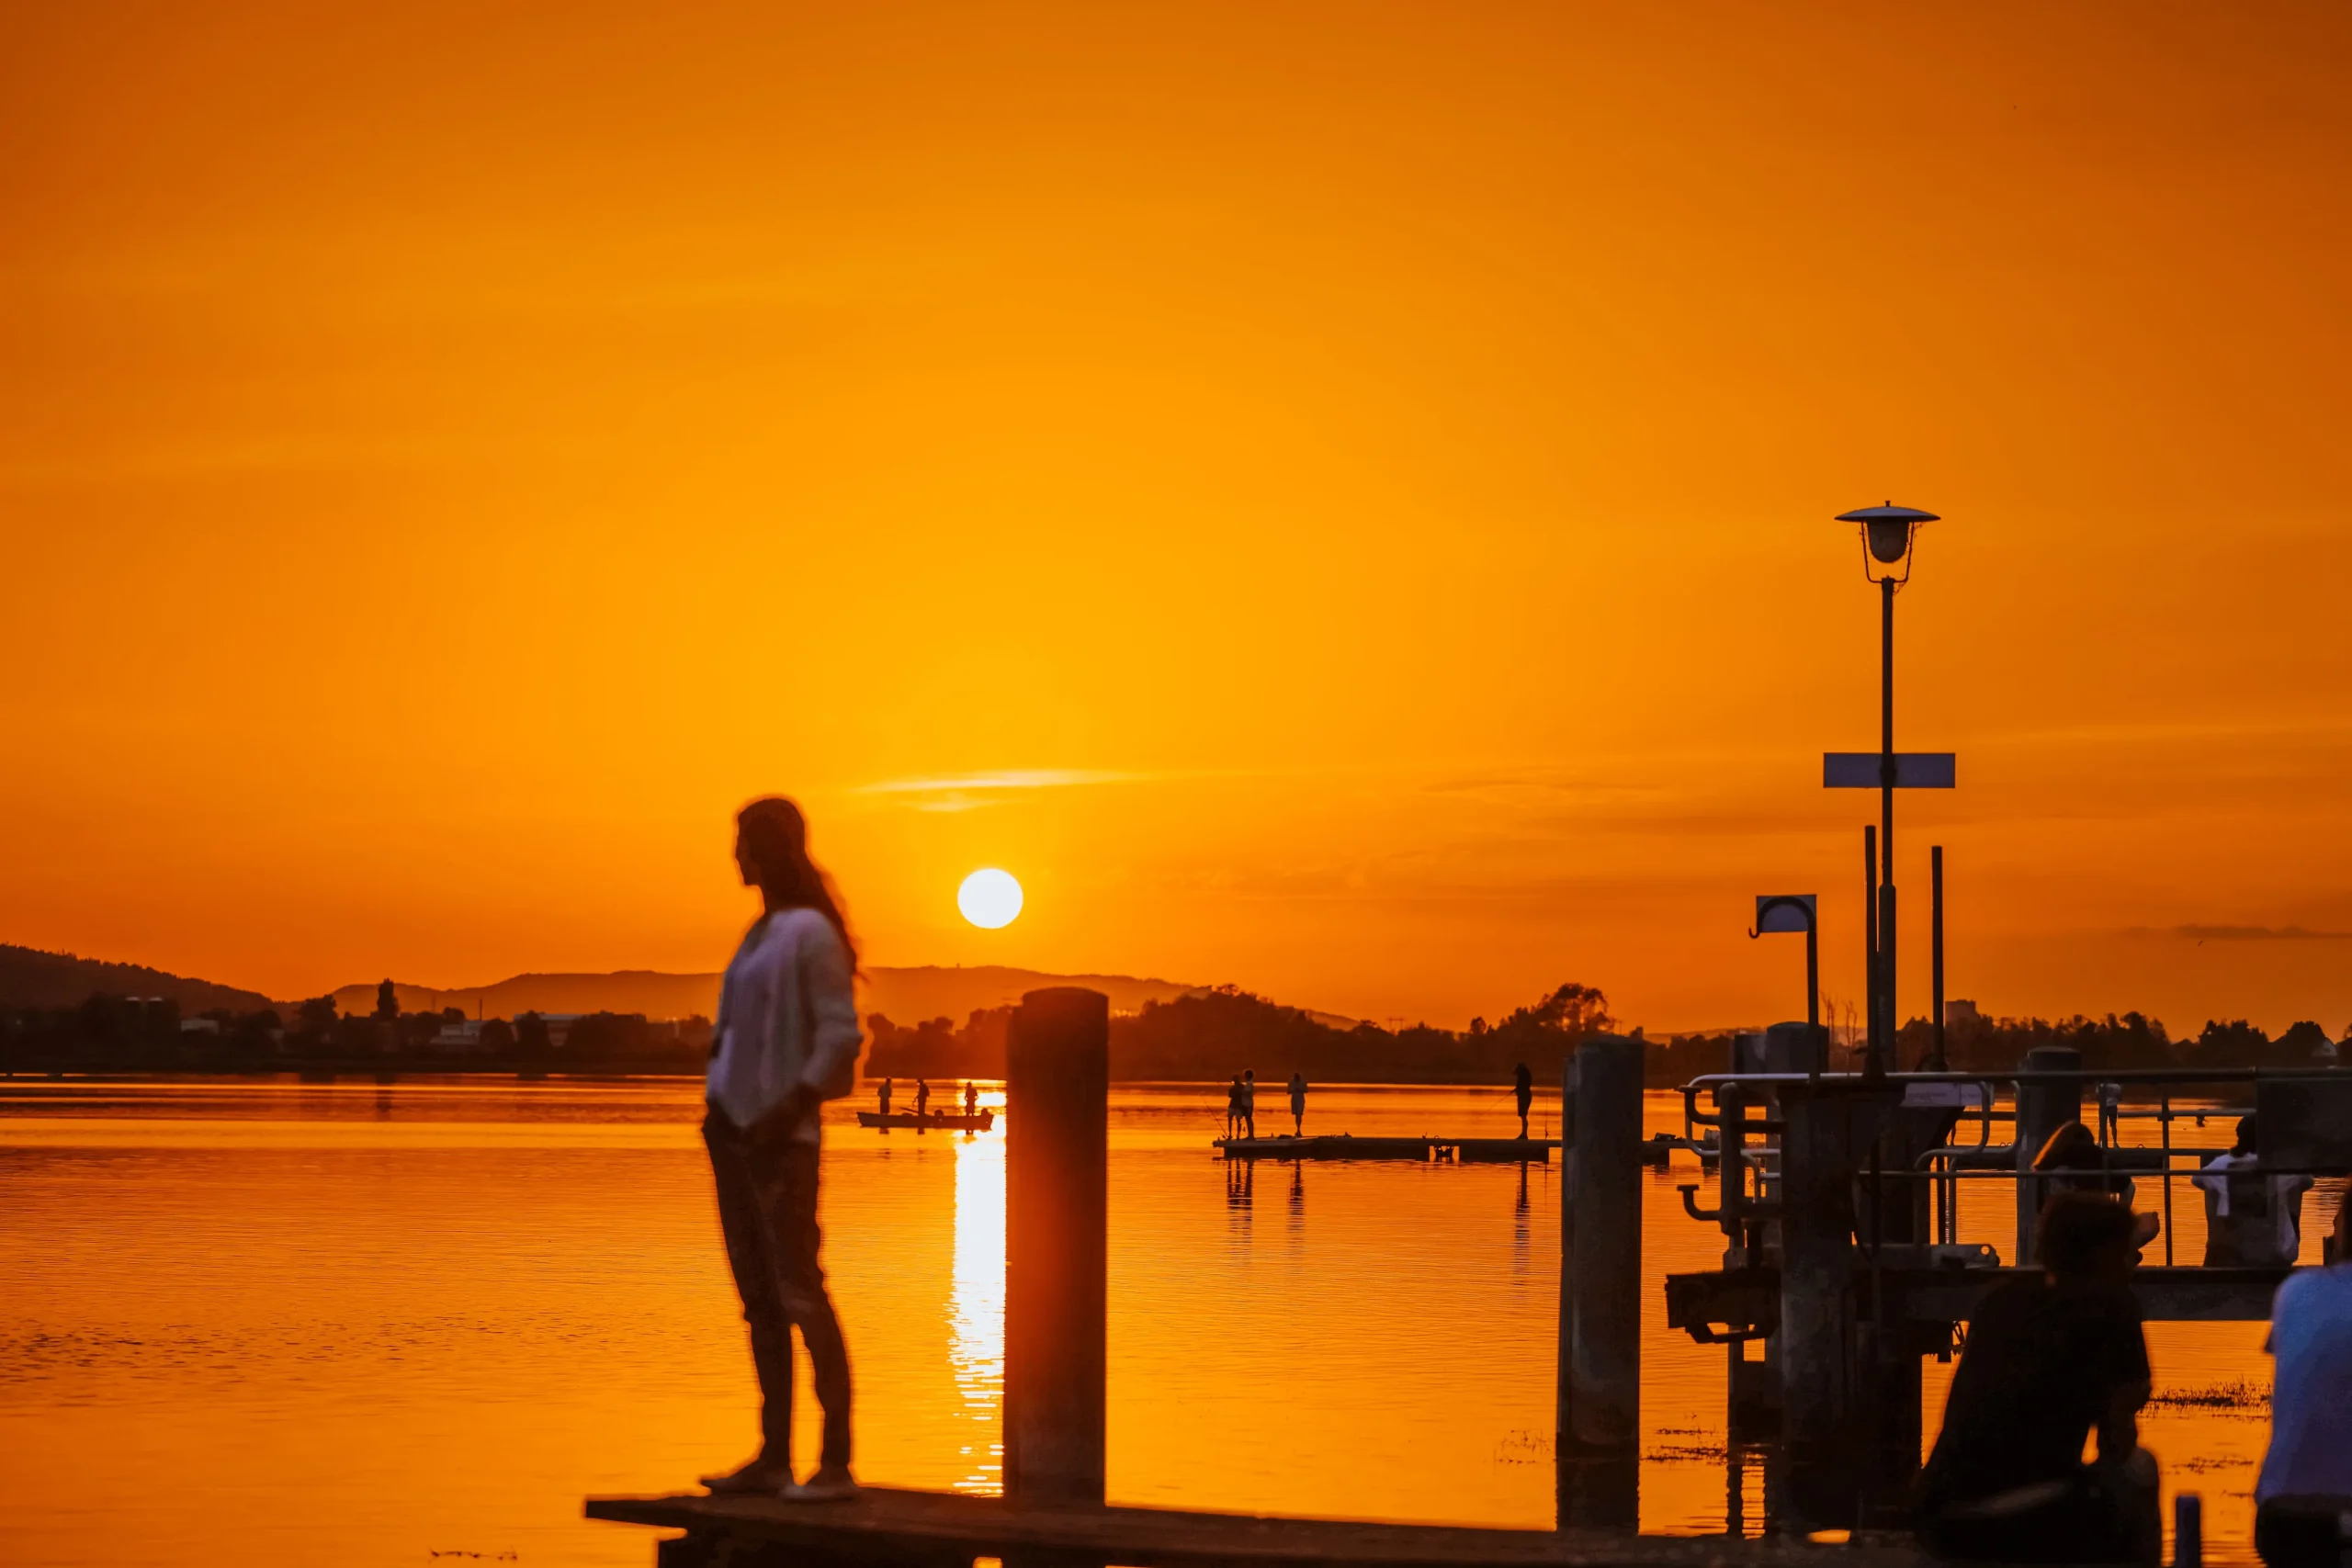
[{"left": 956, "top": 870, "right": 1024, "bottom": 931}]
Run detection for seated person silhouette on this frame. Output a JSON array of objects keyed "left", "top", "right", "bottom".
[
  {"left": 1915, "top": 1192, "right": 2160, "bottom": 1563},
  {"left": 2035, "top": 1121, "right": 2161, "bottom": 1251}
]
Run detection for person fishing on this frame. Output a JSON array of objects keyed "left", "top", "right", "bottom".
[
  {"left": 1288, "top": 1071, "right": 1307, "bottom": 1136},
  {"left": 915, "top": 1078, "right": 930, "bottom": 1123},
  {"left": 699, "top": 796, "right": 862, "bottom": 1501},
  {"left": 876, "top": 1077, "right": 893, "bottom": 1118},
  {"left": 963, "top": 1081, "right": 978, "bottom": 1119},
  {"left": 1240, "top": 1069, "right": 1257, "bottom": 1138},
  {"left": 1225, "top": 1074, "right": 1245, "bottom": 1140},
  {"left": 1512, "top": 1061, "right": 1534, "bottom": 1140}
]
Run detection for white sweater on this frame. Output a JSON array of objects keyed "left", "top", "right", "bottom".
[{"left": 706, "top": 908, "right": 864, "bottom": 1140}]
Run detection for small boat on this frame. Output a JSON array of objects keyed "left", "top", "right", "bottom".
[{"left": 857, "top": 1109, "right": 994, "bottom": 1132}]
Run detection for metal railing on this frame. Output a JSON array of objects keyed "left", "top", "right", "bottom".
[{"left": 1676, "top": 1065, "right": 2348, "bottom": 1269}]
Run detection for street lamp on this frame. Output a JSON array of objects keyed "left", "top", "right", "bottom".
[
  {"left": 1834, "top": 502, "right": 1939, "bottom": 1075},
  {"left": 1844, "top": 501, "right": 1936, "bottom": 584}
]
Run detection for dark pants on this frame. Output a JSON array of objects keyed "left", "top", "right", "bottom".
[
  {"left": 705, "top": 1110, "right": 852, "bottom": 1471},
  {"left": 2256, "top": 1499, "right": 2350, "bottom": 1568},
  {"left": 1920, "top": 1457, "right": 2159, "bottom": 1564}
]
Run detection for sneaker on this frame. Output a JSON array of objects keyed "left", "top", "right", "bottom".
[
  {"left": 701, "top": 1457, "right": 790, "bottom": 1495},
  {"left": 781, "top": 1464, "right": 859, "bottom": 1503}
]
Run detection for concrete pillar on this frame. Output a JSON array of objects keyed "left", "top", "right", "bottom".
[
  {"left": 1003, "top": 987, "right": 1109, "bottom": 1505},
  {"left": 1775, "top": 1077, "right": 1898, "bottom": 1527},
  {"left": 2014, "top": 1045, "right": 2082, "bottom": 1267},
  {"left": 1557, "top": 1034, "right": 1643, "bottom": 1529}
]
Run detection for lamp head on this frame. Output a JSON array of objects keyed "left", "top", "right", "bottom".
[{"left": 1837, "top": 502, "right": 1939, "bottom": 582}]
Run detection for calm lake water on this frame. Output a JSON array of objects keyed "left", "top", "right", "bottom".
[{"left": 0, "top": 1079, "right": 2296, "bottom": 1566}]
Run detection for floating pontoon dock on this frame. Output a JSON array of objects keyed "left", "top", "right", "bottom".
[{"left": 1214, "top": 1134, "right": 1551, "bottom": 1162}]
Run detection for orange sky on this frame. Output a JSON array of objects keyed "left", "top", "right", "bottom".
[{"left": 4, "top": 2, "right": 2348, "bottom": 1034}]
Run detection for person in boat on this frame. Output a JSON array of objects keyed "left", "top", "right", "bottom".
[
  {"left": 915, "top": 1078, "right": 930, "bottom": 1122},
  {"left": 701, "top": 795, "right": 861, "bottom": 1501},
  {"left": 876, "top": 1077, "right": 893, "bottom": 1117},
  {"left": 1512, "top": 1061, "right": 1534, "bottom": 1139},
  {"left": 963, "top": 1081, "right": 978, "bottom": 1119},
  {"left": 1914, "top": 1191, "right": 2159, "bottom": 1562},
  {"left": 1288, "top": 1071, "right": 1307, "bottom": 1136},
  {"left": 1225, "top": 1074, "right": 1244, "bottom": 1140},
  {"left": 1240, "top": 1069, "right": 1258, "bottom": 1138},
  {"left": 2194, "top": 1115, "right": 2314, "bottom": 1268}
]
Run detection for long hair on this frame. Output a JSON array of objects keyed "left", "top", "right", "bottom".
[
  {"left": 736, "top": 796, "right": 856, "bottom": 969},
  {"left": 2033, "top": 1121, "right": 2100, "bottom": 1172}
]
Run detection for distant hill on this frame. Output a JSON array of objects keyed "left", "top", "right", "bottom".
[
  {"left": 326, "top": 964, "right": 1308, "bottom": 1026},
  {"left": 0, "top": 944, "right": 276, "bottom": 1014}
]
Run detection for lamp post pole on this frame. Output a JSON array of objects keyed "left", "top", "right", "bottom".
[
  {"left": 1876, "top": 572, "right": 1896, "bottom": 1076},
  {"left": 1834, "top": 502, "right": 1938, "bottom": 1076}
]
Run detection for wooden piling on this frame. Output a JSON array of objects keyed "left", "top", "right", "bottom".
[
  {"left": 2013, "top": 1045, "right": 2081, "bottom": 1267},
  {"left": 1004, "top": 987, "right": 1109, "bottom": 1506},
  {"left": 1557, "top": 1034, "right": 1643, "bottom": 1529}
]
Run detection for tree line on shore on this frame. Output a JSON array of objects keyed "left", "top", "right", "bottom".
[
  {"left": 0, "top": 978, "right": 712, "bottom": 1075},
  {"left": 3, "top": 974, "right": 2343, "bottom": 1085}
]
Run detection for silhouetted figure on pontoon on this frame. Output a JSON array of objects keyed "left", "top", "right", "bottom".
[
  {"left": 876, "top": 1077, "right": 893, "bottom": 1117},
  {"left": 2195, "top": 1115, "right": 2314, "bottom": 1268},
  {"left": 963, "top": 1082, "right": 978, "bottom": 1119},
  {"left": 1512, "top": 1061, "right": 1534, "bottom": 1140},
  {"left": 1915, "top": 1192, "right": 2159, "bottom": 1563},
  {"left": 914, "top": 1078, "right": 930, "bottom": 1123},
  {"left": 701, "top": 795, "right": 861, "bottom": 1502},
  {"left": 1288, "top": 1071, "right": 1307, "bottom": 1136},
  {"left": 1225, "top": 1074, "right": 1245, "bottom": 1140},
  {"left": 2255, "top": 1180, "right": 2352, "bottom": 1568},
  {"left": 1240, "top": 1069, "right": 1257, "bottom": 1138}
]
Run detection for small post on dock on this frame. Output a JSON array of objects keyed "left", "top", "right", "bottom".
[
  {"left": 2014, "top": 1045, "right": 2081, "bottom": 1266},
  {"left": 2173, "top": 1492, "right": 2202, "bottom": 1568},
  {"left": 1557, "top": 1033, "right": 1642, "bottom": 1529},
  {"left": 1004, "top": 987, "right": 1110, "bottom": 1506}
]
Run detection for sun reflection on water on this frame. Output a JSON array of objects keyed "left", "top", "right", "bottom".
[{"left": 948, "top": 1122, "right": 1005, "bottom": 1494}]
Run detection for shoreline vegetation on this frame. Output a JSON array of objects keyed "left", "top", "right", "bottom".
[{"left": 4, "top": 973, "right": 2343, "bottom": 1088}]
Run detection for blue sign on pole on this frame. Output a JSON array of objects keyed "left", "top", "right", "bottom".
[{"left": 1823, "top": 752, "right": 1956, "bottom": 788}]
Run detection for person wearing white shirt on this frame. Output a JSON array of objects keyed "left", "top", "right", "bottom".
[
  {"left": 2256, "top": 1184, "right": 2352, "bottom": 1567},
  {"left": 699, "top": 796, "right": 865, "bottom": 1501},
  {"left": 2193, "top": 1116, "right": 2314, "bottom": 1268}
]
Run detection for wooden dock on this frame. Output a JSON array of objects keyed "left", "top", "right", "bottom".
[
  {"left": 1215, "top": 1134, "right": 1551, "bottom": 1163},
  {"left": 587, "top": 1485, "right": 1925, "bottom": 1568}
]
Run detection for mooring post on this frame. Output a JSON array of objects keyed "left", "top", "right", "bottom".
[
  {"left": 1557, "top": 1033, "right": 1642, "bottom": 1529},
  {"left": 2013, "top": 1045, "right": 2082, "bottom": 1266},
  {"left": 2172, "top": 1492, "right": 2202, "bottom": 1568},
  {"left": 1004, "top": 987, "right": 1110, "bottom": 1506}
]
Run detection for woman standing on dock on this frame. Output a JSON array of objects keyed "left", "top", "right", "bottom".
[{"left": 701, "top": 796, "right": 863, "bottom": 1501}]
